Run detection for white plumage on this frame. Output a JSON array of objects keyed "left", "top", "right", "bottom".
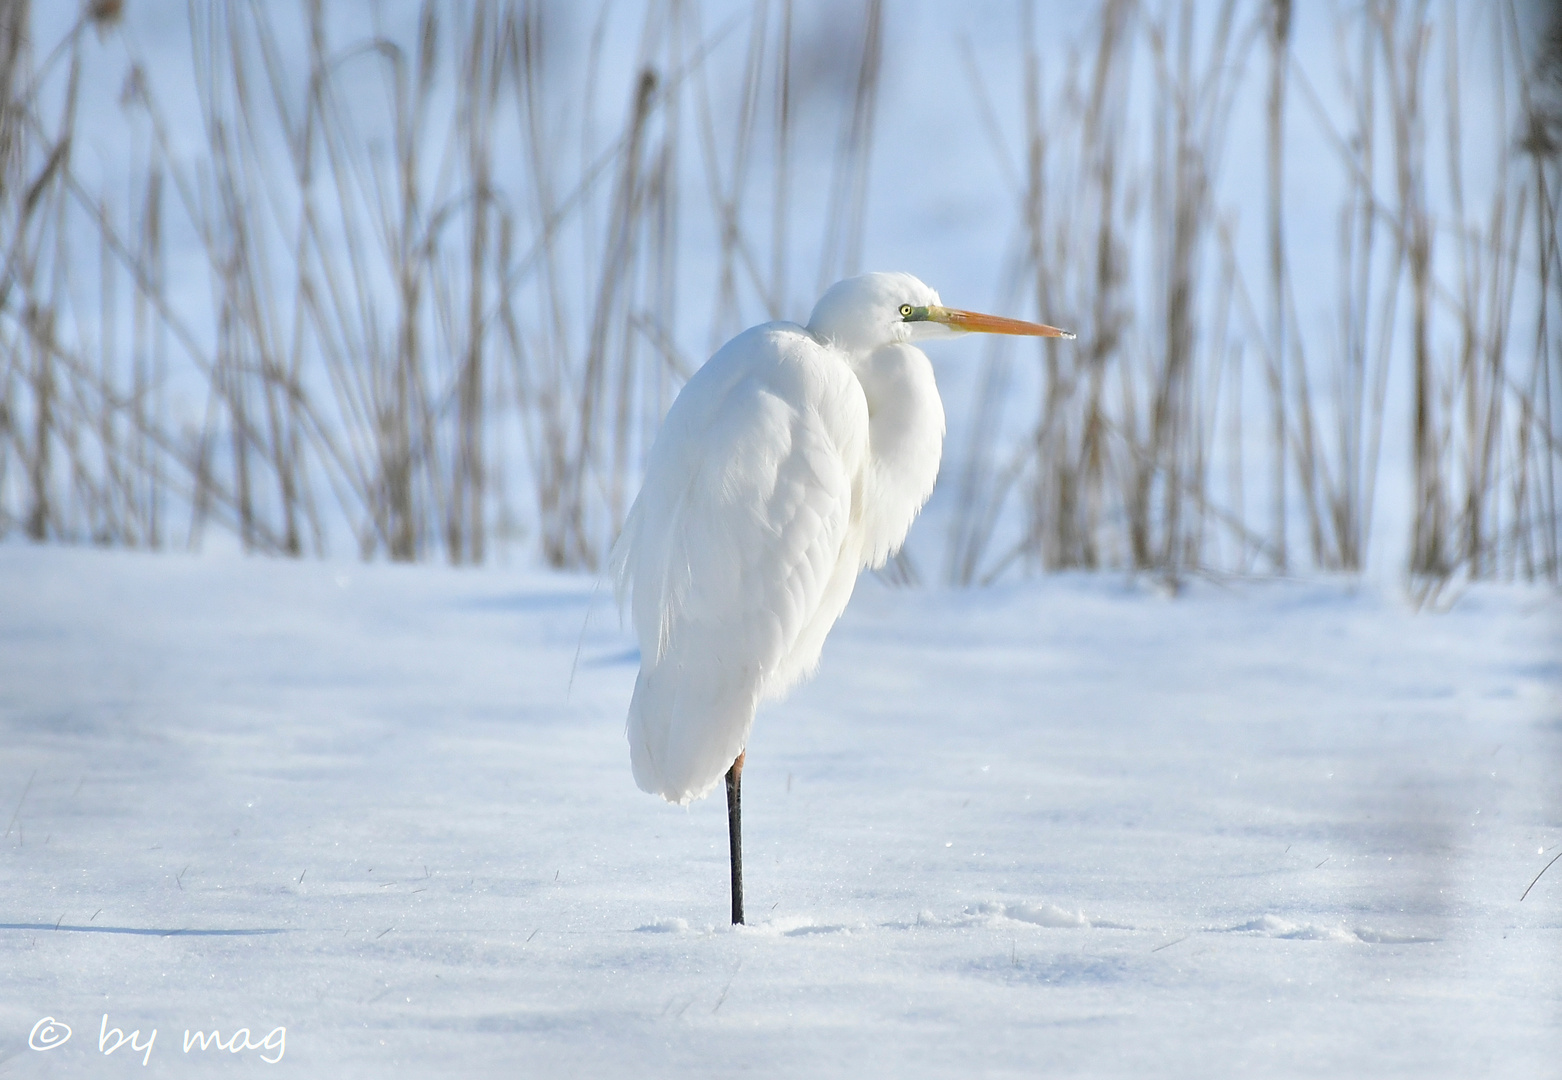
[
  {"left": 611, "top": 271, "right": 1072, "bottom": 921},
  {"left": 611, "top": 274, "right": 946, "bottom": 804}
]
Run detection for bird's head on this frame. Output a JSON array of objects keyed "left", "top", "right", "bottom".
[{"left": 806, "top": 271, "right": 1074, "bottom": 356}]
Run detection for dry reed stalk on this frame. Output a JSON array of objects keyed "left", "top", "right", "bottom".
[
  {"left": 0, "top": 0, "right": 26, "bottom": 206},
  {"left": 23, "top": 25, "right": 82, "bottom": 542},
  {"left": 1134, "top": 0, "right": 1249, "bottom": 578},
  {"left": 1023, "top": 0, "right": 1127, "bottom": 573},
  {"left": 816, "top": 0, "right": 883, "bottom": 294},
  {"left": 451, "top": 0, "right": 499, "bottom": 566},
  {"left": 1336, "top": 15, "right": 1383, "bottom": 570},
  {"left": 1513, "top": 0, "right": 1561, "bottom": 580},
  {"left": 1265, "top": 0, "right": 1291, "bottom": 571},
  {"left": 709, "top": 0, "right": 768, "bottom": 340},
  {"left": 1289, "top": 14, "right": 1398, "bottom": 572},
  {"left": 1373, "top": 0, "right": 1449, "bottom": 578}
]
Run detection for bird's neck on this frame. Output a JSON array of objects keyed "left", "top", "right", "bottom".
[{"left": 850, "top": 343, "right": 946, "bottom": 569}]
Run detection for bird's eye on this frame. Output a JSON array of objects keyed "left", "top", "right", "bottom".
[{"left": 899, "top": 304, "right": 913, "bottom": 318}]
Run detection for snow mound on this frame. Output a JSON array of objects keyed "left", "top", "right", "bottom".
[
  {"left": 973, "top": 901, "right": 1090, "bottom": 928},
  {"left": 634, "top": 918, "right": 690, "bottom": 934},
  {"left": 903, "top": 901, "right": 1121, "bottom": 930},
  {"left": 781, "top": 922, "right": 852, "bottom": 937},
  {"left": 1349, "top": 927, "right": 1441, "bottom": 945},
  {"left": 1226, "top": 915, "right": 1437, "bottom": 944},
  {"left": 744, "top": 916, "right": 854, "bottom": 936},
  {"left": 1228, "top": 915, "right": 1358, "bottom": 941}
]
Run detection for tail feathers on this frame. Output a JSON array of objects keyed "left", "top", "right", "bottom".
[{"left": 628, "top": 664, "right": 757, "bottom": 805}]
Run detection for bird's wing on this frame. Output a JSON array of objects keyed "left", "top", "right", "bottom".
[{"left": 611, "top": 323, "right": 868, "bottom": 804}]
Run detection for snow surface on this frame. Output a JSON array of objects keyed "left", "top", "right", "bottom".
[{"left": 1, "top": 545, "right": 1559, "bottom": 1076}]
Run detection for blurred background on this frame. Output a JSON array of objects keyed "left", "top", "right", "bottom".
[{"left": 0, "top": 0, "right": 1557, "bottom": 590}]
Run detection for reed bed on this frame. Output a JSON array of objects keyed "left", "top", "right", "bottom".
[
  {"left": 947, "top": 0, "right": 1561, "bottom": 587},
  {"left": 0, "top": 0, "right": 1557, "bottom": 588}
]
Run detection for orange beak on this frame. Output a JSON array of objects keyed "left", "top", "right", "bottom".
[{"left": 909, "top": 304, "right": 1075, "bottom": 339}]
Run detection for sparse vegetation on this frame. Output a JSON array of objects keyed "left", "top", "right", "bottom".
[
  {"left": 0, "top": 0, "right": 1556, "bottom": 588},
  {"left": 948, "top": 0, "right": 1561, "bottom": 587}
]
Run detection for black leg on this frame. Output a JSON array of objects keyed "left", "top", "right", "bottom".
[{"left": 725, "top": 751, "right": 745, "bottom": 925}]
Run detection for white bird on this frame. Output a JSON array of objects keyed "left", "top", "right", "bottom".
[{"left": 611, "top": 272, "right": 1072, "bottom": 923}]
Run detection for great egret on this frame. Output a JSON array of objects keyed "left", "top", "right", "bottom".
[{"left": 611, "top": 272, "right": 1072, "bottom": 924}]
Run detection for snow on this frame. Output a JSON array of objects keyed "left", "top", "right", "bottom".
[{"left": 2, "top": 545, "right": 1558, "bottom": 1076}]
